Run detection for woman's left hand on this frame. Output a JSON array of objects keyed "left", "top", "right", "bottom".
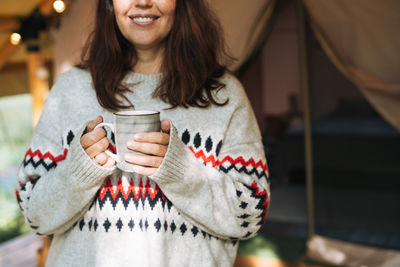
[{"left": 125, "top": 120, "right": 171, "bottom": 176}]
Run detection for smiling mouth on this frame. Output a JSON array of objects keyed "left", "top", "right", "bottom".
[{"left": 129, "top": 15, "right": 160, "bottom": 25}]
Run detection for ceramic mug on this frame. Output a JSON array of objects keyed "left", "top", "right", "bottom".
[{"left": 95, "top": 110, "right": 161, "bottom": 172}]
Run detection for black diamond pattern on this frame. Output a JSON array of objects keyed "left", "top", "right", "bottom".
[
  {"left": 240, "top": 201, "right": 248, "bottom": 209},
  {"left": 180, "top": 223, "right": 187, "bottom": 235},
  {"left": 72, "top": 215, "right": 240, "bottom": 242},
  {"left": 256, "top": 213, "right": 264, "bottom": 218},
  {"left": 191, "top": 226, "right": 199, "bottom": 237},
  {"left": 128, "top": 218, "right": 135, "bottom": 231},
  {"left": 139, "top": 219, "right": 143, "bottom": 231},
  {"left": 238, "top": 213, "right": 250, "bottom": 219},
  {"left": 88, "top": 219, "right": 93, "bottom": 231},
  {"left": 170, "top": 221, "right": 176, "bottom": 233},
  {"left": 116, "top": 218, "right": 123, "bottom": 232},
  {"left": 79, "top": 219, "right": 85, "bottom": 231},
  {"left": 193, "top": 133, "right": 201, "bottom": 148},
  {"left": 244, "top": 232, "right": 252, "bottom": 238},
  {"left": 241, "top": 221, "right": 250, "bottom": 228},
  {"left": 216, "top": 140, "right": 222, "bottom": 156},
  {"left": 182, "top": 130, "right": 190, "bottom": 145},
  {"left": 205, "top": 136, "right": 213, "bottom": 152},
  {"left": 202, "top": 230, "right": 207, "bottom": 238},
  {"left": 67, "top": 130, "right": 75, "bottom": 146},
  {"left": 103, "top": 218, "right": 111, "bottom": 232},
  {"left": 236, "top": 190, "right": 243, "bottom": 197},
  {"left": 94, "top": 220, "right": 98, "bottom": 231},
  {"left": 154, "top": 219, "right": 162, "bottom": 232}
]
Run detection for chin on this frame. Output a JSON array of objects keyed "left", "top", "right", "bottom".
[{"left": 132, "top": 39, "right": 165, "bottom": 51}]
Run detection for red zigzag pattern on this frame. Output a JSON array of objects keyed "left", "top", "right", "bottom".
[
  {"left": 24, "top": 145, "right": 267, "bottom": 171},
  {"left": 99, "top": 177, "right": 166, "bottom": 202},
  {"left": 188, "top": 146, "right": 268, "bottom": 172},
  {"left": 24, "top": 148, "right": 68, "bottom": 163}
]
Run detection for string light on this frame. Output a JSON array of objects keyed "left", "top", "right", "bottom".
[
  {"left": 10, "top": 33, "right": 21, "bottom": 45},
  {"left": 53, "top": 0, "right": 66, "bottom": 13}
]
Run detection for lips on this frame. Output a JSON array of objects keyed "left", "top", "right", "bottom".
[{"left": 129, "top": 14, "right": 160, "bottom": 26}]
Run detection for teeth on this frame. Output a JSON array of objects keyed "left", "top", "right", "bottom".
[{"left": 133, "top": 17, "right": 156, "bottom": 23}]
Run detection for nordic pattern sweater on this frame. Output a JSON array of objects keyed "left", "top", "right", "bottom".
[{"left": 16, "top": 67, "right": 270, "bottom": 267}]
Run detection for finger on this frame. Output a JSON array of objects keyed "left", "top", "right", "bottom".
[
  {"left": 127, "top": 142, "right": 167, "bottom": 157},
  {"left": 85, "top": 137, "right": 110, "bottom": 159},
  {"left": 133, "top": 132, "right": 169, "bottom": 145},
  {"left": 94, "top": 152, "right": 108, "bottom": 166},
  {"left": 85, "top": 116, "right": 103, "bottom": 133},
  {"left": 81, "top": 127, "right": 107, "bottom": 149},
  {"left": 103, "top": 155, "right": 116, "bottom": 168},
  {"left": 132, "top": 165, "right": 157, "bottom": 176},
  {"left": 124, "top": 153, "right": 163, "bottom": 168},
  {"left": 161, "top": 120, "right": 170, "bottom": 133}
]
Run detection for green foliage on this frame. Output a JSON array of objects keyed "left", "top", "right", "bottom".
[
  {"left": 0, "top": 94, "right": 33, "bottom": 172},
  {"left": 238, "top": 234, "right": 306, "bottom": 261},
  {"left": 0, "top": 211, "right": 29, "bottom": 244},
  {"left": 238, "top": 234, "right": 340, "bottom": 266},
  {"left": 0, "top": 94, "right": 33, "bottom": 244}
]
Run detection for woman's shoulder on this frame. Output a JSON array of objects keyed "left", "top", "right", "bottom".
[
  {"left": 214, "top": 72, "right": 249, "bottom": 106},
  {"left": 49, "top": 67, "right": 92, "bottom": 96},
  {"left": 57, "top": 66, "right": 91, "bottom": 85}
]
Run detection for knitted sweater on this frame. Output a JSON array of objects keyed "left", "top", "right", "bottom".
[{"left": 16, "top": 67, "right": 270, "bottom": 267}]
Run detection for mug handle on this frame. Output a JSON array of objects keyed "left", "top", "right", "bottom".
[{"left": 94, "top": 122, "right": 119, "bottom": 163}]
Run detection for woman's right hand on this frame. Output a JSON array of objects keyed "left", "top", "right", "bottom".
[{"left": 80, "top": 116, "right": 115, "bottom": 168}]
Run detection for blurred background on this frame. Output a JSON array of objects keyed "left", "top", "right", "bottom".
[{"left": 0, "top": 0, "right": 399, "bottom": 266}]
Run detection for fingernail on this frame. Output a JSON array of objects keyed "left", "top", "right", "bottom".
[
  {"left": 127, "top": 141, "right": 133, "bottom": 147},
  {"left": 134, "top": 133, "right": 143, "bottom": 140}
]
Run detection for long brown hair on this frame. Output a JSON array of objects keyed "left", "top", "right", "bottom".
[{"left": 79, "top": 0, "right": 232, "bottom": 111}]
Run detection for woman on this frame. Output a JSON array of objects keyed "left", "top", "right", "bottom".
[{"left": 16, "top": 0, "right": 270, "bottom": 266}]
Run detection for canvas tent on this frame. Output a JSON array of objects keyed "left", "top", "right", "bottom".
[
  {"left": 0, "top": 0, "right": 399, "bottom": 266},
  {"left": 222, "top": 0, "right": 400, "bottom": 265},
  {"left": 221, "top": 0, "right": 400, "bottom": 265}
]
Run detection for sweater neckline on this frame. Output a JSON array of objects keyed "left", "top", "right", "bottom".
[{"left": 124, "top": 72, "right": 164, "bottom": 84}]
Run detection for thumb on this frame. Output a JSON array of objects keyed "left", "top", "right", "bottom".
[
  {"left": 161, "top": 119, "right": 170, "bottom": 134},
  {"left": 86, "top": 116, "right": 103, "bottom": 132}
]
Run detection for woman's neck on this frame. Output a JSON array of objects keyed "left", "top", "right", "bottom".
[{"left": 134, "top": 45, "right": 165, "bottom": 74}]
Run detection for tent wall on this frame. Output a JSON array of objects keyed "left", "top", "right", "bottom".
[{"left": 304, "top": 0, "right": 400, "bottom": 131}]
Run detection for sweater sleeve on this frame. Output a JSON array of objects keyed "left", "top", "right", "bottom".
[
  {"left": 15, "top": 72, "right": 115, "bottom": 236},
  {"left": 151, "top": 81, "right": 270, "bottom": 240}
]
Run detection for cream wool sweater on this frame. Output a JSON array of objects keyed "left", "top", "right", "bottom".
[{"left": 16, "top": 67, "right": 270, "bottom": 267}]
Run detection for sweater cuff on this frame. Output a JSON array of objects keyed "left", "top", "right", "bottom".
[
  {"left": 68, "top": 124, "right": 116, "bottom": 186},
  {"left": 150, "top": 122, "right": 194, "bottom": 185}
]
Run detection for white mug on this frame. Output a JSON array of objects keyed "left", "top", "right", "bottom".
[{"left": 95, "top": 110, "right": 160, "bottom": 172}]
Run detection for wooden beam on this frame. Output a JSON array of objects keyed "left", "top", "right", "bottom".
[
  {"left": 297, "top": 0, "right": 315, "bottom": 241},
  {"left": 0, "top": 39, "right": 19, "bottom": 71},
  {"left": 36, "top": 236, "right": 52, "bottom": 267},
  {"left": 0, "top": 17, "right": 20, "bottom": 32},
  {"left": 0, "top": 60, "right": 52, "bottom": 74},
  {"left": 27, "top": 50, "right": 50, "bottom": 126}
]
